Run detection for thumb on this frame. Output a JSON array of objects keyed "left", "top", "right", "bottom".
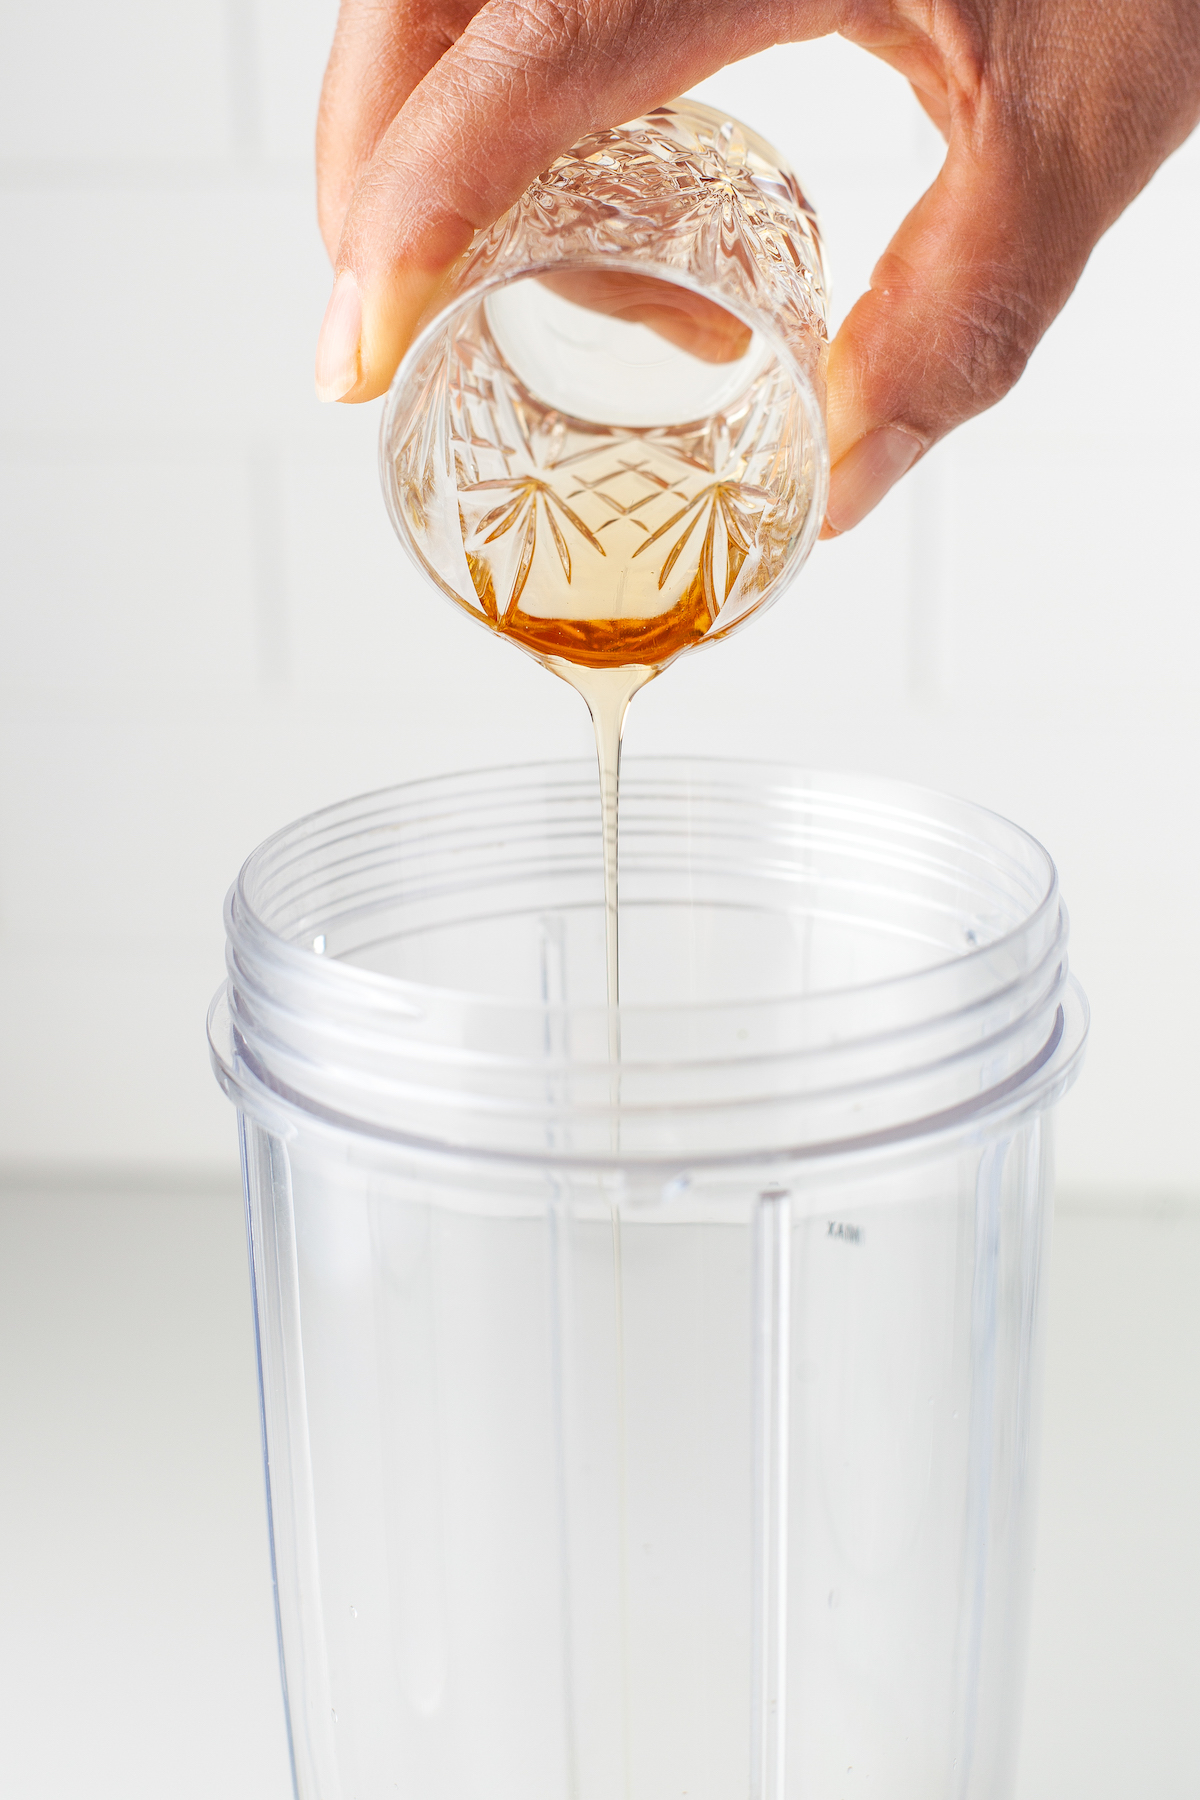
[{"left": 822, "top": 132, "right": 1091, "bottom": 534}]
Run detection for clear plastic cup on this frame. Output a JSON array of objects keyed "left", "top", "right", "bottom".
[
  {"left": 379, "top": 101, "right": 829, "bottom": 672},
  {"left": 209, "top": 758, "right": 1087, "bottom": 1800}
]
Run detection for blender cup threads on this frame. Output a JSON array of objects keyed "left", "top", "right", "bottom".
[
  {"left": 379, "top": 101, "right": 830, "bottom": 672},
  {"left": 210, "top": 760, "right": 1087, "bottom": 1800}
]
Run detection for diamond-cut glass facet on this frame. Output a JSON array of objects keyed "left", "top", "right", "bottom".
[{"left": 382, "top": 101, "right": 828, "bottom": 671}]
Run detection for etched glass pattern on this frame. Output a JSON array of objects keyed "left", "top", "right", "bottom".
[{"left": 382, "top": 101, "right": 830, "bottom": 671}]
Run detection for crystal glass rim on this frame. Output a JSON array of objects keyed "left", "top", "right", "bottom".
[{"left": 379, "top": 255, "right": 831, "bottom": 617}]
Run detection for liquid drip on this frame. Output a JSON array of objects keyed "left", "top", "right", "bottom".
[
  {"left": 464, "top": 430, "right": 779, "bottom": 1018},
  {"left": 456, "top": 426, "right": 793, "bottom": 1015},
  {"left": 390, "top": 296, "right": 815, "bottom": 1008},
  {"left": 385, "top": 232, "right": 821, "bottom": 1800},
  {"left": 546, "top": 660, "right": 655, "bottom": 1025},
  {"left": 546, "top": 662, "right": 650, "bottom": 1800},
  {"left": 609, "top": 1193, "right": 632, "bottom": 1800}
]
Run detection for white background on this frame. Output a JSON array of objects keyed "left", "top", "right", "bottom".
[
  {"left": 1, "top": 5, "right": 1197, "bottom": 1795},
  {"left": 1, "top": 16, "right": 1197, "bottom": 1195}
]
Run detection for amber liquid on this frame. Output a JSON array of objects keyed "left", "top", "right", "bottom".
[
  {"left": 459, "top": 440, "right": 779, "bottom": 679},
  {"left": 393, "top": 314, "right": 808, "bottom": 1024},
  {"left": 394, "top": 320, "right": 805, "bottom": 1020},
  {"left": 477, "top": 588, "right": 715, "bottom": 670},
  {"left": 384, "top": 268, "right": 815, "bottom": 1800},
  {"left": 455, "top": 441, "right": 785, "bottom": 1014},
  {"left": 415, "top": 335, "right": 806, "bottom": 1800}
]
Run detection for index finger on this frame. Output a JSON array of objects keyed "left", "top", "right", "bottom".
[{"left": 317, "top": 0, "right": 487, "bottom": 258}]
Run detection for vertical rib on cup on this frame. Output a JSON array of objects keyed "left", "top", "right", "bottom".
[{"left": 209, "top": 760, "right": 1087, "bottom": 1800}]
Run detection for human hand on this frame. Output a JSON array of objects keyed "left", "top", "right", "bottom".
[{"left": 314, "top": 0, "right": 1200, "bottom": 533}]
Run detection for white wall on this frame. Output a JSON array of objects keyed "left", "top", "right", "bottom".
[{"left": 1, "top": 14, "right": 1197, "bottom": 1195}]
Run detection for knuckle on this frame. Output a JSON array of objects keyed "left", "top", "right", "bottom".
[
  {"left": 466, "top": 0, "right": 644, "bottom": 79},
  {"left": 948, "top": 282, "right": 1038, "bottom": 408},
  {"left": 874, "top": 271, "right": 1044, "bottom": 438},
  {"left": 468, "top": 0, "right": 591, "bottom": 68},
  {"left": 501, "top": 0, "right": 594, "bottom": 52}
]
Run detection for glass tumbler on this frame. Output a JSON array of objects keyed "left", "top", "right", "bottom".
[
  {"left": 209, "top": 758, "right": 1088, "bottom": 1800},
  {"left": 379, "top": 100, "right": 829, "bottom": 670}
]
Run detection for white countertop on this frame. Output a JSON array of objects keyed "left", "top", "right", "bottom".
[{"left": 1, "top": 1180, "right": 1196, "bottom": 1798}]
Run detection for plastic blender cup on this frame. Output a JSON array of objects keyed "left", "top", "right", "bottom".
[{"left": 210, "top": 757, "right": 1087, "bottom": 1800}]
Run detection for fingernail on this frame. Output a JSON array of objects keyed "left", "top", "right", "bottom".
[
  {"left": 315, "top": 270, "right": 362, "bottom": 402},
  {"left": 825, "top": 427, "right": 922, "bottom": 534}
]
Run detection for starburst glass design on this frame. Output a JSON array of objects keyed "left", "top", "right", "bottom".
[
  {"left": 382, "top": 100, "right": 828, "bottom": 671},
  {"left": 457, "top": 102, "right": 828, "bottom": 385}
]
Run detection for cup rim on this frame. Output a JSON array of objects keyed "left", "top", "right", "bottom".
[{"left": 209, "top": 758, "right": 1088, "bottom": 1174}]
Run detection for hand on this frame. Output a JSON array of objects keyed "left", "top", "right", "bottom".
[{"left": 313, "top": 0, "right": 1200, "bottom": 534}]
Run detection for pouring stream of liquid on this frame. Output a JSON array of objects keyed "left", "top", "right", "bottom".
[
  {"left": 545, "top": 656, "right": 655, "bottom": 1800},
  {"left": 545, "top": 657, "right": 656, "bottom": 1034}
]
